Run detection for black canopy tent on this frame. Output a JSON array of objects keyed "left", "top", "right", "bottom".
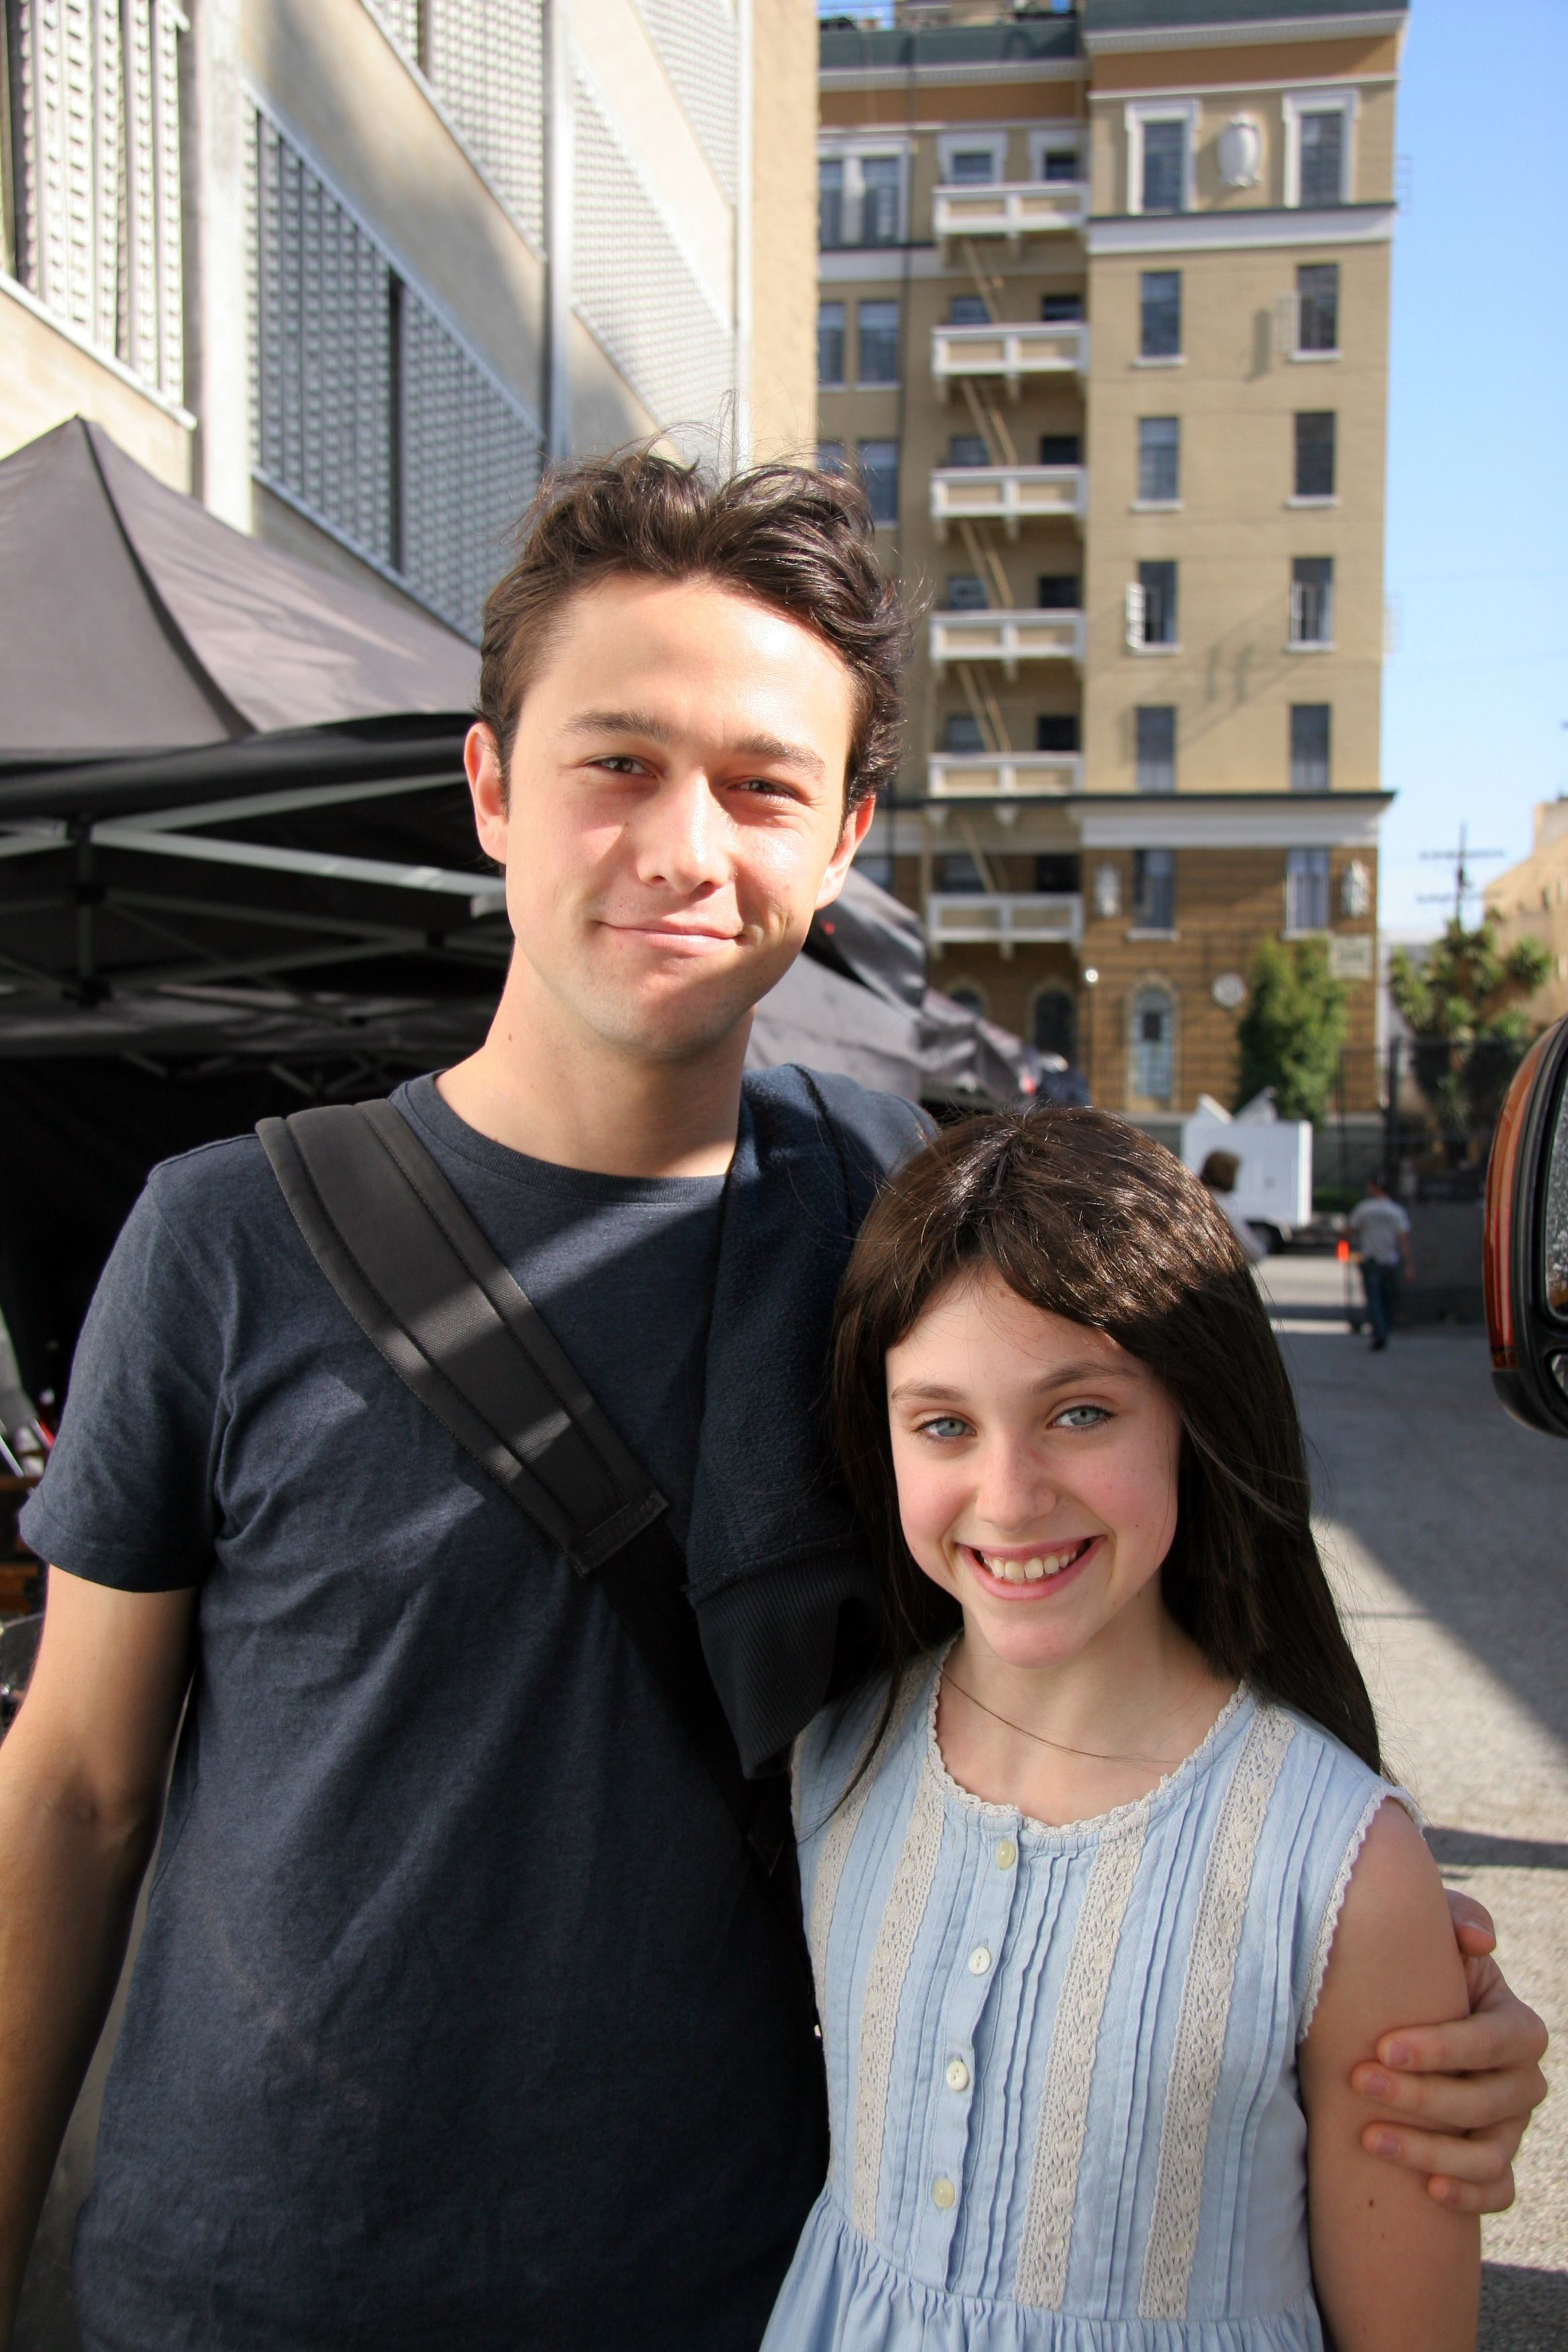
[{"left": 0, "top": 420, "right": 1042, "bottom": 1404}]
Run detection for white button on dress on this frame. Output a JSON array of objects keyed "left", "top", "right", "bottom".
[
  {"left": 967, "top": 1945, "right": 991, "bottom": 1976},
  {"left": 995, "top": 1839, "right": 1017, "bottom": 1871},
  {"left": 932, "top": 2176, "right": 957, "bottom": 2210},
  {"left": 945, "top": 2058, "right": 970, "bottom": 2092}
]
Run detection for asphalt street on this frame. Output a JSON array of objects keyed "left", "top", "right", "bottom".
[{"left": 1258, "top": 1253, "right": 1568, "bottom": 2350}]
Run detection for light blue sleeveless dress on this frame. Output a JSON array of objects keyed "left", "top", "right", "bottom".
[{"left": 764, "top": 1659, "right": 1406, "bottom": 2352}]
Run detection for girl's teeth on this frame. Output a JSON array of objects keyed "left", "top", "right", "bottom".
[{"left": 982, "top": 1547, "right": 1082, "bottom": 1583}]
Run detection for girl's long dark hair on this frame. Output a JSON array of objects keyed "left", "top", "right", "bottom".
[{"left": 831, "top": 1108, "right": 1379, "bottom": 1772}]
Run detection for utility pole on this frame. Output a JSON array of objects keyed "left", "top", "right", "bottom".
[{"left": 1417, "top": 823, "right": 1505, "bottom": 923}]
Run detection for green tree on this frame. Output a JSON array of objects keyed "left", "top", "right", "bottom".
[
  {"left": 1234, "top": 936, "right": 1349, "bottom": 1124},
  {"left": 1389, "top": 916, "right": 1550, "bottom": 1134}
]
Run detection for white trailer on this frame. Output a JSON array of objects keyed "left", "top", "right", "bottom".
[{"left": 1179, "top": 1093, "right": 1313, "bottom": 1242}]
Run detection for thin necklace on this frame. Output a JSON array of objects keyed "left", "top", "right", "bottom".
[{"left": 942, "top": 1669, "right": 1220, "bottom": 1770}]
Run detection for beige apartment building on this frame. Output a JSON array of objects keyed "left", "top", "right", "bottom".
[
  {"left": 820, "top": 0, "right": 1402, "bottom": 1117},
  {"left": 1, "top": 0, "right": 816, "bottom": 642},
  {"left": 1485, "top": 799, "right": 1568, "bottom": 1030}
]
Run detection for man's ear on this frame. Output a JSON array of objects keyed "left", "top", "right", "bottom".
[
  {"left": 465, "top": 722, "right": 509, "bottom": 863},
  {"left": 815, "top": 793, "right": 879, "bottom": 911}
]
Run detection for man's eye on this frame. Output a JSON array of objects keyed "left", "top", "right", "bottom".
[
  {"left": 592, "top": 754, "right": 646, "bottom": 775},
  {"left": 918, "top": 1415, "right": 972, "bottom": 1441},
  {"left": 1054, "top": 1405, "right": 1109, "bottom": 1430}
]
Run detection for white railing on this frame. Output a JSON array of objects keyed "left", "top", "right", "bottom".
[
  {"left": 930, "top": 465, "right": 1086, "bottom": 539},
  {"left": 932, "top": 181, "right": 1087, "bottom": 244},
  {"left": 930, "top": 609, "right": 1083, "bottom": 675},
  {"left": 928, "top": 893, "right": 1084, "bottom": 956},
  {"left": 931, "top": 320, "right": 1087, "bottom": 397},
  {"left": 927, "top": 752, "right": 1081, "bottom": 803}
]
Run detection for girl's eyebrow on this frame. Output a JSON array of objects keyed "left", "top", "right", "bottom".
[{"left": 889, "top": 1360, "right": 1136, "bottom": 1407}]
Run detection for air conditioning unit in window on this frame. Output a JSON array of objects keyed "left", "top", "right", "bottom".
[
  {"left": 1124, "top": 581, "right": 1148, "bottom": 650},
  {"left": 1273, "top": 292, "right": 1300, "bottom": 358}
]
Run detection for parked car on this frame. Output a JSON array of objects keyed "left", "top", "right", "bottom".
[{"left": 1485, "top": 1014, "right": 1568, "bottom": 1437}]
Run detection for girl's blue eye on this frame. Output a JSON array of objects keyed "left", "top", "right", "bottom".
[
  {"left": 919, "top": 1415, "right": 971, "bottom": 1441},
  {"left": 1055, "top": 1404, "right": 1110, "bottom": 1430}
]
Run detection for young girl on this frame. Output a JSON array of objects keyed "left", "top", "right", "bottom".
[{"left": 765, "top": 1110, "right": 1478, "bottom": 2352}]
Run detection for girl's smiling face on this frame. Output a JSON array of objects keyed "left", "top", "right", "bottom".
[{"left": 885, "top": 1267, "right": 1183, "bottom": 1672}]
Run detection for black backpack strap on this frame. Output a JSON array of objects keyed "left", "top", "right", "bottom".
[{"left": 255, "top": 1101, "right": 790, "bottom": 1891}]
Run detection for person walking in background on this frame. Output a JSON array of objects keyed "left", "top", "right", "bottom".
[
  {"left": 1349, "top": 1174, "right": 1414, "bottom": 1352},
  {"left": 1198, "top": 1147, "right": 1266, "bottom": 1263}
]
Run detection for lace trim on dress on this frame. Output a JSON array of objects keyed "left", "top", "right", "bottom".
[
  {"left": 1298, "top": 1783, "right": 1420, "bottom": 2043},
  {"left": 849, "top": 1752, "right": 947, "bottom": 2241},
  {"left": 1014, "top": 1800, "right": 1152, "bottom": 2310},
  {"left": 1139, "top": 1705, "right": 1296, "bottom": 2322},
  {"left": 805, "top": 1673, "right": 924, "bottom": 2017}
]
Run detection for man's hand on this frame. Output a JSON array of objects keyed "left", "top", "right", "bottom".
[{"left": 1350, "top": 1889, "right": 1549, "bottom": 2213}]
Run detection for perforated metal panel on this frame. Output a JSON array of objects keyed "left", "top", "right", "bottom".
[
  {"left": 426, "top": 0, "right": 544, "bottom": 248},
  {"left": 248, "top": 111, "right": 542, "bottom": 644},
  {"left": 362, "top": 0, "right": 421, "bottom": 56},
  {"left": 572, "top": 63, "right": 734, "bottom": 450},
  {"left": 5, "top": 0, "right": 181, "bottom": 397},
  {"left": 400, "top": 290, "right": 541, "bottom": 642},
  {"left": 632, "top": 0, "right": 738, "bottom": 201},
  {"left": 250, "top": 115, "right": 395, "bottom": 565}
]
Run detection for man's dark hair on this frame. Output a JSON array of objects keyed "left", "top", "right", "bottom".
[
  {"left": 831, "top": 1108, "right": 1380, "bottom": 1773},
  {"left": 478, "top": 449, "right": 910, "bottom": 812}
]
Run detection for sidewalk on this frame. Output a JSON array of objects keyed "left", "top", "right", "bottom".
[{"left": 1261, "top": 1255, "right": 1568, "bottom": 2347}]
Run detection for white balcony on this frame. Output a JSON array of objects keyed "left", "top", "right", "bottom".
[
  {"left": 928, "top": 892, "right": 1084, "bottom": 958},
  {"left": 931, "top": 320, "right": 1087, "bottom": 399},
  {"left": 930, "top": 608, "right": 1083, "bottom": 676},
  {"left": 927, "top": 752, "right": 1081, "bottom": 805},
  {"left": 930, "top": 465, "right": 1085, "bottom": 540},
  {"left": 932, "top": 181, "right": 1087, "bottom": 247}
]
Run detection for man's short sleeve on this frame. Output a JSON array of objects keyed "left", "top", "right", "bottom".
[{"left": 19, "top": 1177, "right": 224, "bottom": 1592}]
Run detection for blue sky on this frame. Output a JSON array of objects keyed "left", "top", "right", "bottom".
[
  {"left": 1380, "top": 0, "right": 1568, "bottom": 932},
  {"left": 818, "top": 1, "right": 1568, "bottom": 935}
]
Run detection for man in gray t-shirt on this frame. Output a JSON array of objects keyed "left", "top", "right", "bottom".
[{"left": 1349, "top": 1175, "right": 1414, "bottom": 1351}]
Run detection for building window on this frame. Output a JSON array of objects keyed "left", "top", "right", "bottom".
[
  {"left": 1285, "top": 92, "right": 1355, "bottom": 209},
  {"left": 1298, "top": 110, "right": 1346, "bottom": 205},
  {"left": 1136, "top": 705, "right": 1176, "bottom": 792},
  {"left": 1039, "top": 433, "right": 1081, "bottom": 467},
  {"left": 1133, "top": 849, "right": 1175, "bottom": 932},
  {"left": 818, "top": 158, "right": 846, "bottom": 249},
  {"left": 816, "top": 440, "right": 845, "bottom": 474},
  {"left": 858, "top": 440, "right": 899, "bottom": 524},
  {"left": 1041, "top": 292, "right": 1084, "bottom": 322},
  {"left": 1297, "top": 262, "right": 1340, "bottom": 353},
  {"left": 862, "top": 157, "right": 901, "bottom": 247},
  {"left": 1130, "top": 985, "right": 1175, "bottom": 1104},
  {"left": 1140, "top": 271, "right": 1181, "bottom": 360},
  {"left": 950, "top": 294, "right": 990, "bottom": 325},
  {"left": 1034, "top": 854, "right": 1081, "bottom": 893},
  {"left": 1133, "top": 560, "right": 1178, "bottom": 648},
  {"left": 1285, "top": 846, "right": 1330, "bottom": 932},
  {"left": 1038, "top": 574, "right": 1081, "bottom": 610},
  {"left": 948, "top": 148, "right": 996, "bottom": 185},
  {"left": 937, "top": 853, "right": 987, "bottom": 894},
  {"left": 947, "top": 434, "right": 991, "bottom": 469},
  {"left": 948, "top": 982, "right": 989, "bottom": 1017},
  {"left": 1290, "top": 704, "right": 1332, "bottom": 792},
  {"left": 943, "top": 713, "right": 985, "bottom": 754},
  {"left": 1294, "top": 411, "right": 1336, "bottom": 498},
  {"left": 946, "top": 575, "right": 989, "bottom": 611},
  {"left": 817, "top": 302, "right": 845, "bottom": 387},
  {"left": 1033, "top": 987, "right": 1077, "bottom": 1062},
  {"left": 1140, "top": 119, "right": 1189, "bottom": 215},
  {"left": 1040, "top": 148, "right": 1079, "bottom": 184},
  {"left": 1290, "top": 558, "right": 1334, "bottom": 644},
  {"left": 1036, "top": 714, "right": 1081, "bottom": 752},
  {"left": 857, "top": 300, "right": 899, "bottom": 385},
  {"left": 1138, "top": 417, "right": 1179, "bottom": 503}
]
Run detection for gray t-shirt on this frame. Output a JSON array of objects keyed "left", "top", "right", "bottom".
[
  {"left": 21, "top": 1077, "right": 828, "bottom": 2351},
  {"left": 1349, "top": 1195, "right": 1410, "bottom": 1265}
]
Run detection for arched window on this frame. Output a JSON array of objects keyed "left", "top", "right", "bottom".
[
  {"left": 1130, "top": 985, "right": 1175, "bottom": 1104},
  {"left": 947, "top": 981, "right": 987, "bottom": 1018},
  {"left": 1031, "top": 986, "right": 1075, "bottom": 1063}
]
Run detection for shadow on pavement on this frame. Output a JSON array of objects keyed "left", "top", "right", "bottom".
[
  {"left": 1481, "top": 2261, "right": 1568, "bottom": 2349},
  {"left": 1275, "top": 1324, "right": 1568, "bottom": 1758}
]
